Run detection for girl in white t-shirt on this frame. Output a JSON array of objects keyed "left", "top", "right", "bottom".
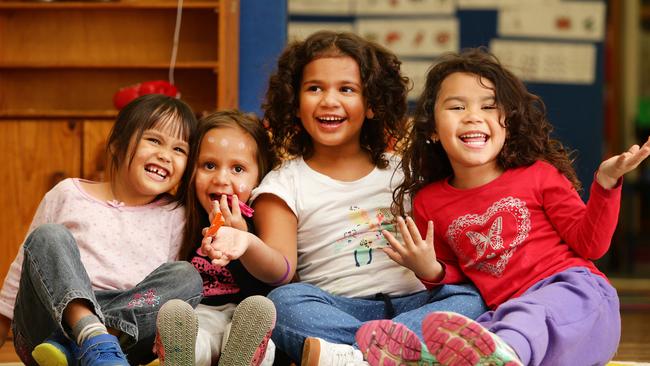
[
  {"left": 200, "top": 31, "right": 488, "bottom": 365},
  {"left": 0, "top": 94, "right": 202, "bottom": 366}
]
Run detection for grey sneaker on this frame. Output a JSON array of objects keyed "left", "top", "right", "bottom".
[
  {"left": 302, "top": 337, "right": 368, "bottom": 366},
  {"left": 218, "top": 295, "right": 276, "bottom": 366},
  {"left": 154, "top": 299, "right": 198, "bottom": 366}
]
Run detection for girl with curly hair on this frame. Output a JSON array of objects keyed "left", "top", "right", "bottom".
[
  {"left": 355, "top": 48, "right": 650, "bottom": 365},
  {"left": 200, "top": 31, "right": 487, "bottom": 365}
]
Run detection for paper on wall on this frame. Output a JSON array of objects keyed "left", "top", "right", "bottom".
[
  {"left": 289, "top": 0, "right": 354, "bottom": 15},
  {"left": 490, "top": 39, "right": 596, "bottom": 85},
  {"left": 498, "top": 1, "right": 605, "bottom": 41},
  {"left": 288, "top": 22, "right": 355, "bottom": 42},
  {"left": 401, "top": 60, "right": 434, "bottom": 100},
  {"left": 354, "top": 0, "right": 454, "bottom": 15},
  {"left": 356, "top": 18, "right": 459, "bottom": 57}
]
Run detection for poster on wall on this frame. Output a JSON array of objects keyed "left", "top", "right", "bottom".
[
  {"left": 288, "top": 22, "right": 355, "bottom": 42},
  {"left": 457, "top": 0, "right": 557, "bottom": 9},
  {"left": 490, "top": 39, "right": 596, "bottom": 84},
  {"left": 289, "top": 0, "right": 353, "bottom": 15},
  {"left": 356, "top": 18, "right": 458, "bottom": 57},
  {"left": 498, "top": 1, "right": 605, "bottom": 41},
  {"left": 355, "top": 0, "right": 454, "bottom": 15}
]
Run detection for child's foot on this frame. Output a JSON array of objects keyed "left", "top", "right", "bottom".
[
  {"left": 155, "top": 299, "right": 198, "bottom": 366},
  {"left": 218, "top": 295, "right": 277, "bottom": 366},
  {"left": 32, "top": 330, "right": 76, "bottom": 366},
  {"left": 302, "top": 337, "right": 368, "bottom": 366},
  {"left": 355, "top": 319, "right": 436, "bottom": 366},
  {"left": 422, "top": 312, "right": 523, "bottom": 366},
  {"left": 76, "top": 333, "right": 129, "bottom": 366}
]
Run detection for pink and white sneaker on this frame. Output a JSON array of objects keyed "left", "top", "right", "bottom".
[
  {"left": 422, "top": 312, "right": 523, "bottom": 366},
  {"left": 355, "top": 319, "right": 437, "bottom": 366}
]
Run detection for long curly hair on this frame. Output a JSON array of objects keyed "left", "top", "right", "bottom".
[
  {"left": 262, "top": 30, "right": 410, "bottom": 168},
  {"left": 393, "top": 48, "right": 581, "bottom": 215},
  {"left": 178, "top": 110, "right": 279, "bottom": 261}
]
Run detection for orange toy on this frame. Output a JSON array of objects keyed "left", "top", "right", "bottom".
[{"left": 205, "top": 211, "right": 225, "bottom": 237}]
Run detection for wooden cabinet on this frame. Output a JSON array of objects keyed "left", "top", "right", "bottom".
[{"left": 0, "top": 0, "right": 239, "bottom": 281}]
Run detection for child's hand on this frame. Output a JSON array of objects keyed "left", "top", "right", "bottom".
[
  {"left": 201, "top": 226, "right": 250, "bottom": 267},
  {"left": 597, "top": 136, "right": 650, "bottom": 189},
  {"left": 381, "top": 216, "right": 443, "bottom": 281},
  {"left": 215, "top": 195, "right": 248, "bottom": 232}
]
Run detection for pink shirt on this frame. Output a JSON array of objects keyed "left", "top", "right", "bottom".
[
  {"left": 0, "top": 178, "right": 185, "bottom": 319},
  {"left": 414, "top": 161, "right": 621, "bottom": 309}
]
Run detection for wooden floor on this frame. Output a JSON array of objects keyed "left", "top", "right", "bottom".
[{"left": 0, "top": 308, "right": 648, "bottom": 364}]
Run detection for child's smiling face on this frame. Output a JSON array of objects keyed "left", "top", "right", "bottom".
[
  {"left": 194, "top": 126, "right": 260, "bottom": 214},
  {"left": 433, "top": 72, "right": 506, "bottom": 181},
  {"left": 297, "top": 56, "right": 374, "bottom": 153}
]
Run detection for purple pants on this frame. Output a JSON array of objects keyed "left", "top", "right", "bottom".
[{"left": 477, "top": 267, "right": 620, "bottom": 366}]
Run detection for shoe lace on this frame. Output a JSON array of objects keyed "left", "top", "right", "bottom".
[{"left": 84, "top": 340, "right": 127, "bottom": 361}]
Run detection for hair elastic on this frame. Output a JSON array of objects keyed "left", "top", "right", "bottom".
[{"left": 268, "top": 255, "right": 291, "bottom": 286}]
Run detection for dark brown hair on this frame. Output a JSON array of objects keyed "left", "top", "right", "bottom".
[
  {"left": 393, "top": 48, "right": 581, "bottom": 215},
  {"left": 178, "top": 110, "right": 279, "bottom": 261},
  {"left": 262, "top": 30, "right": 410, "bottom": 168},
  {"left": 106, "top": 93, "right": 198, "bottom": 204}
]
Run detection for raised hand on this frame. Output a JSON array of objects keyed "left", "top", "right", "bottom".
[
  {"left": 597, "top": 136, "right": 650, "bottom": 189},
  {"left": 200, "top": 226, "right": 250, "bottom": 267},
  {"left": 216, "top": 195, "right": 249, "bottom": 232},
  {"left": 381, "top": 216, "right": 443, "bottom": 282}
]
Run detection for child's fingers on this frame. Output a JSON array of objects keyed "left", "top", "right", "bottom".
[
  {"left": 230, "top": 195, "right": 242, "bottom": 217},
  {"left": 396, "top": 216, "right": 417, "bottom": 249},
  {"left": 404, "top": 216, "right": 425, "bottom": 244},
  {"left": 382, "top": 229, "right": 406, "bottom": 254}
]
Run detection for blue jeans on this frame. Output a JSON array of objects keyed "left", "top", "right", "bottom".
[
  {"left": 11, "top": 224, "right": 203, "bottom": 366},
  {"left": 267, "top": 282, "right": 487, "bottom": 362}
]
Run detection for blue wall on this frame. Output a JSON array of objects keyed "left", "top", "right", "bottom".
[{"left": 239, "top": 0, "right": 288, "bottom": 116}]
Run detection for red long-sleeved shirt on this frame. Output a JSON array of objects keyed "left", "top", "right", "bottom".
[{"left": 414, "top": 161, "right": 621, "bottom": 309}]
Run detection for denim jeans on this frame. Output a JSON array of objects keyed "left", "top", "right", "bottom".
[
  {"left": 267, "top": 282, "right": 487, "bottom": 362},
  {"left": 11, "top": 224, "right": 203, "bottom": 366}
]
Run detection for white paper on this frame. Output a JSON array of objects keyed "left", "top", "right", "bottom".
[
  {"left": 498, "top": 1, "right": 605, "bottom": 41},
  {"left": 356, "top": 18, "right": 459, "bottom": 57},
  {"left": 288, "top": 22, "right": 355, "bottom": 42},
  {"left": 458, "top": 0, "right": 557, "bottom": 10},
  {"left": 289, "top": 0, "right": 354, "bottom": 15},
  {"left": 490, "top": 39, "right": 596, "bottom": 84},
  {"left": 355, "top": 0, "right": 454, "bottom": 15},
  {"left": 401, "top": 60, "right": 434, "bottom": 100}
]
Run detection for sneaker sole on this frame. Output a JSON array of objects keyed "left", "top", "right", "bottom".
[
  {"left": 356, "top": 319, "right": 432, "bottom": 366},
  {"left": 32, "top": 343, "right": 69, "bottom": 366},
  {"left": 218, "top": 296, "right": 276, "bottom": 366},
  {"left": 422, "top": 312, "right": 521, "bottom": 366},
  {"left": 156, "top": 299, "right": 198, "bottom": 366}
]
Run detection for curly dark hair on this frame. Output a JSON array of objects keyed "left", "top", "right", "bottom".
[
  {"left": 178, "top": 110, "right": 279, "bottom": 261},
  {"left": 393, "top": 48, "right": 581, "bottom": 215},
  {"left": 262, "top": 30, "right": 410, "bottom": 168}
]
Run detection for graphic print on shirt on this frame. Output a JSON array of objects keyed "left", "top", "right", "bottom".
[
  {"left": 191, "top": 248, "right": 239, "bottom": 296},
  {"left": 334, "top": 206, "right": 396, "bottom": 267},
  {"left": 446, "top": 197, "right": 530, "bottom": 277}
]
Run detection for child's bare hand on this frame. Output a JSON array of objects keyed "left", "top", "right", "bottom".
[
  {"left": 201, "top": 226, "right": 249, "bottom": 267},
  {"left": 216, "top": 195, "right": 248, "bottom": 231},
  {"left": 597, "top": 136, "right": 650, "bottom": 189},
  {"left": 381, "top": 216, "right": 443, "bottom": 281}
]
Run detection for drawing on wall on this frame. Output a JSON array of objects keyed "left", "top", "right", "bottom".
[
  {"left": 354, "top": 0, "right": 454, "bottom": 15},
  {"left": 490, "top": 39, "right": 596, "bottom": 84},
  {"left": 356, "top": 18, "right": 459, "bottom": 57},
  {"left": 498, "top": 1, "right": 605, "bottom": 41}
]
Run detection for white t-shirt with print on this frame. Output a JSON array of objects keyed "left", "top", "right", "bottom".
[{"left": 251, "top": 154, "right": 424, "bottom": 298}]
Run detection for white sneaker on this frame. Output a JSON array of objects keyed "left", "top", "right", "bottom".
[{"left": 302, "top": 337, "right": 369, "bottom": 366}]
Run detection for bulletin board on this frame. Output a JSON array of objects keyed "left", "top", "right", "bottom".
[{"left": 285, "top": 0, "right": 606, "bottom": 197}]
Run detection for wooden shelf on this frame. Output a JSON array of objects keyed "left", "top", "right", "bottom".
[
  {"left": 0, "top": 1, "right": 222, "bottom": 10},
  {"left": 0, "top": 62, "right": 220, "bottom": 69},
  {"left": 0, "top": 110, "right": 118, "bottom": 119}
]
